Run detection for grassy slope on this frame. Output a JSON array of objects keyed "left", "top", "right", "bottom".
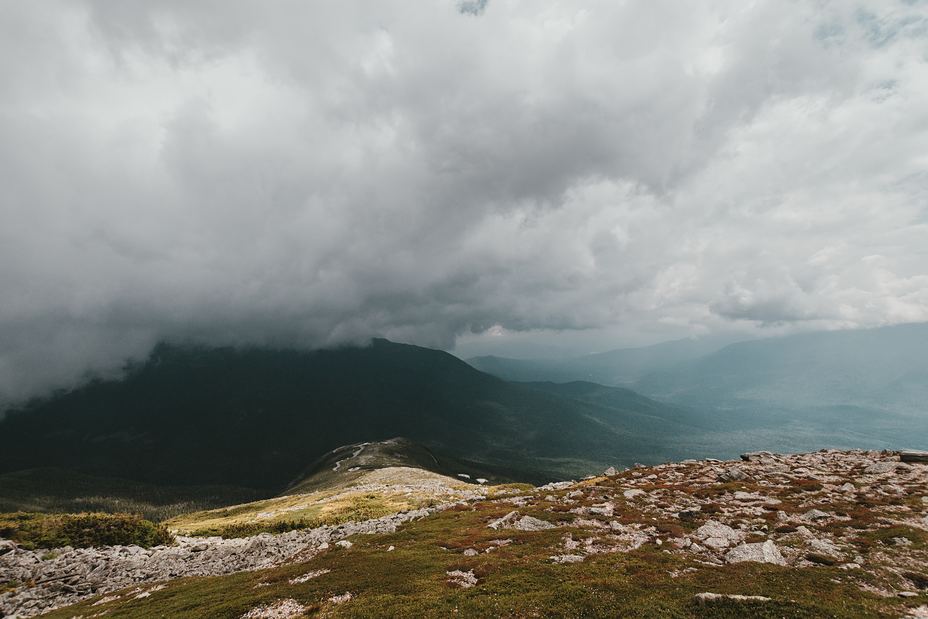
[
  {"left": 166, "top": 467, "right": 479, "bottom": 537},
  {"left": 43, "top": 499, "right": 911, "bottom": 619}
]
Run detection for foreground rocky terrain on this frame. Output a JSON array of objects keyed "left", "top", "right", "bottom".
[{"left": 2, "top": 449, "right": 927, "bottom": 618}]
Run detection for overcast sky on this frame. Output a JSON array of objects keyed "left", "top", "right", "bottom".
[{"left": 1, "top": 0, "right": 927, "bottom": 401}]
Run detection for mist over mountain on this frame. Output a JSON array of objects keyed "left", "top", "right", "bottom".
[{"left": 467, "top": 334, "right": 743, "bottom": 386}]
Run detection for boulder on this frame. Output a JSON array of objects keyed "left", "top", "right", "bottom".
[
  {"left": 900, "top": 450, "right": 928, "bottom": 464},
  {"left": 740, "top": 452, "right": 775, "bottom": 462},
  {"left": 513, "top": 516, "right": 556, "bottom": 531},
  {"left": 488, "top": 511, "right": 556, "bottom": 531},
  {"left": 694, "top": 592, "right": 772, "bottom": 604},
  {"left": 694, "top": 520, "right": 744, "bottom": 550},
  {"left": 488, "top": 511, "right": 521, "bottom": 530},
  {"left": 446, "top": 570, "right": 477, "bottom": 588},
  {"left": 718, "top": 467, "right": 749, "bottom": 482},
  {"left": 864, "top": 461, "right": 897, "bottom": 475},
  {"left": 0, "top": 540, "right": 16, "bottom": 556},
  {"left": 726, "top": 540, "right": 787, "bottom": 566}
]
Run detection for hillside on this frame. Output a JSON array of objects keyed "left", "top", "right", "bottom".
[
  {"left": 0, "top": 340, "right": 708, "bottom": 495},
  {"left": 3, "top": 450, "right": 926, "bottom": 618},
  {"left": 165, "top": 438, "right": 513, "bottom": 538}
]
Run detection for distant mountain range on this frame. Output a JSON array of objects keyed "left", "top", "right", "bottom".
[
  {"left": 469, "top": 323, "right": 928, "bottom": 449},
  {"left": 0, "top": 339, "right": 712, "bottom": 494},
  {"left": 467, "top": 333, "right": 740, "bottom": 386},
  {"left": 2, "top": 325, "right": 924, "bottom": 508}
]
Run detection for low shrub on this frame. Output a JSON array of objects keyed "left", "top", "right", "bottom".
[{"left": 0, "top": 512, "right": 173, "bottom": 549}]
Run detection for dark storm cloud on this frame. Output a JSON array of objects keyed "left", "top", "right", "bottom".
[{"left": 1, "top": 1, "right": 927, "bottom": 402}]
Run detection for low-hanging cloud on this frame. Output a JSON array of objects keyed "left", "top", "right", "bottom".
[{"left": 1, "top": 0, "right": 927, "bottom": 403}]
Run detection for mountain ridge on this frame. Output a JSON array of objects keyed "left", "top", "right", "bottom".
[{"left": 0, "top": 339, "right": 706, "bottom": 494}]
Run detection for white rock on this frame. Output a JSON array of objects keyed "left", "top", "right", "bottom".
[
  {"left": 802, "top": 509, "right": 830, "bottom": 521},
  {"left": 725, "top": 540, "right": 787, "bottom": 566},
  {"left": 447, "top": 569, "right": 478, "bottom": 588},
  {"left": 550, "top": 554, "right": 585, "bottom": 564},
  {"left": 288, "top": 569, "right": 330, "bottom": 584},
  {"left": 488, "top": 511, "right": 556, "bottom": 531},
  {"left": 864, "top": 461, "right": 897, "bottom": 475},
  {"left": 328, "top": 592, "right": 353, "bottom": 604},
  {"left": 694, "top": 520, "right": 744, "bottom": 550},
  {"left": 242, "top": 598, "right": 308, "bottom": 618},
  {"left": 694, "top": 592, "right": 772, "bottom": 604}
]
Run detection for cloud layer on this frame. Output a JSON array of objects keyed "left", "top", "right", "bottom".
[{"left": 2, "top": 0, "right": 927, "bottom": 401}]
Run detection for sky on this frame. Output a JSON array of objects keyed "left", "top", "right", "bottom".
[{"left": 1, "top": 0, "right": 927, "bottom": 402}]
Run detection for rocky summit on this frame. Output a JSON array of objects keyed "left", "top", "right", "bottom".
[{"left": 2, "top": 449, "right": 928, "bottom": 618}]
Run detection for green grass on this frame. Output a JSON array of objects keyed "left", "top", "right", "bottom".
[
  {"left": 42, "top": 502, "right": 914, "bottom": 618},
  {"left": 0, "top": 512, "right": 173, "bottom": 550}
]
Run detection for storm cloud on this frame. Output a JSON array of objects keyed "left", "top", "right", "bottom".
[{"left": 1, "top": 0, "right": 927, "bottom": 402}]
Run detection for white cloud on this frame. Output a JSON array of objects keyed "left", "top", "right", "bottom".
[{"left": 1, "top": 0, "right": 927, "bottom": 400}]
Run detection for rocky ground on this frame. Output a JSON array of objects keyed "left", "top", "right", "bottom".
[
  {"left": 2, "top": 449, "right": 927, "bottom": 618},
  {"left": 0, "top": 506, "right": 446, "bottom": 617},
  {"left": 528, "top": 449, "right": 928, "bottom": 595}
]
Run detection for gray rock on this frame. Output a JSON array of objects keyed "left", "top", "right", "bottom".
[
  {"left": 740, "top": 452, "right": 775, "bottom": 462},
  {"left": 694, "top": 520, "right": 744, "bottom": 550},
  {"left": 726, "top": 540, "right": 787, "bottom": 566},
  {"left": 864, "top": 461, "right": 898, "bottom": 475},
  {"left": 446, "top": 569, "right": 478, "bottom": 588},
  {"left": 801, "top": 509, "right": 830, "bottom": 521},
  {"left": 718, "top": 467, "right": 749, "bottom": 482},
  {"left": 900, "top": 450, "right": 928, "bottom": 464},
  {"left": 513, "top": 516, "right": 556, "bottom": 531},
  {"left": 602, "top": 466, "right": 618, "bottom": 477},
  {"left": 695, "top": 592, "right": 772, "bottom": 604},
  {"left": 488, "top": 511, "right": 556, "bottom": 531},
  {"left": 550, "top": 554, "right": 585, "bottom": 564}
]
